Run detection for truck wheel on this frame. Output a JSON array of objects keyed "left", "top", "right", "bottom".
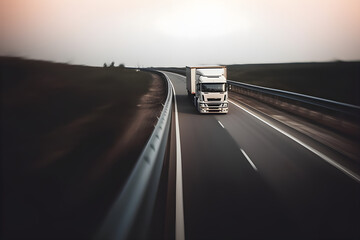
[
  {"left": 188, "top": 90, "right": 193, "bottom": 100},
  {"left": 195, "top": 98, "right": 200, "bottom": 112}
]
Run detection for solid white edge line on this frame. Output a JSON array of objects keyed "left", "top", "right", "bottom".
[
  {"left": 168, "top": 77, "right": 185, "bottom": 240},
  {"left": 218, "top": 120, "right": 225, "bottom": 128},
  {"left": 240, "top": 149, "right": 258, "bottom": 171},
  {"left": 229, "top": 100, "right": 360, "bottom": 183},
  {"left": 174, "top": 73, "right": 187, "bottom": 81},
  {"left": 164, "top": 71, "right": 187, "bottom": 81}
]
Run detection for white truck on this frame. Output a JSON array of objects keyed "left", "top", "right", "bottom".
[{"left": 186, "top": 66, "right": 229, "bottom": 113}]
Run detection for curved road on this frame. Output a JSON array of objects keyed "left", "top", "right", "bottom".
[{"left": 164, "top": 71, "right": 360, "bottom": 240}]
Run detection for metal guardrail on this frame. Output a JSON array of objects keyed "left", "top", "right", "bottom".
[
  {"left": 228, "top": 80, "right": 360, "bottom": 118},
  {"left": 96, "top": 70, "right": 173, "bottom": 240}
]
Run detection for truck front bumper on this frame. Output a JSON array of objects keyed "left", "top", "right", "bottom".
[{"left": 199, "top": 102, "right": 228, "bottom": 113}]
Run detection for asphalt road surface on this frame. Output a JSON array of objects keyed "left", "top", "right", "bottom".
[{"left": 164, "top": 71, "right": 360, "bottom": 240}]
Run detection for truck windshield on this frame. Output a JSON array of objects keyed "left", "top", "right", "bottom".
[{"left": 201, "top": 83, "right": 225, "bottom": 92}]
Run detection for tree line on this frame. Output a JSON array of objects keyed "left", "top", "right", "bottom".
[{"left": 103, "top": 61, "right": 125, "bottom": 68}]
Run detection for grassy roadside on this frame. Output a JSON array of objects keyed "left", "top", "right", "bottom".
[
  {"left": 227, "top": 62, "right": 360, "bottom": 105},
  {"left": 1, "top": 57, "right": 166, "bottom": 239}
]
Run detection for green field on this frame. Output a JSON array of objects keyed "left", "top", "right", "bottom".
[{"left": 227, "top": 62, "right": 360, "bottom": 105}]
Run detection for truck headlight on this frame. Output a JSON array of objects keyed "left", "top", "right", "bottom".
[
  {"left": 223, "top": 103, "right": 228, "bottom": 107},
  {"left": 200, "top": 104, "right": 205, "bottom": 107}
]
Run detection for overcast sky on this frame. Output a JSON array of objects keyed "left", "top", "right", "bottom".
[{"left": 1, "top": 0, "right": 360, "bottom": 67}]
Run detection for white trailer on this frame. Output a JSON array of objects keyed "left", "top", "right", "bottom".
[{"left": 186, "top": 66, "right": 229, "bottom": 113}]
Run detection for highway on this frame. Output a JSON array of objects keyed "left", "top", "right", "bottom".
[{"left": 164, "top": 71, "right": 360, "bottom": 240}]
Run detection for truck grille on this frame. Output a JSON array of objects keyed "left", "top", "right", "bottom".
[
  {"left": 207, "top": 98, "right": 221, "bottom": 101},
  {"left": 207, "top": 103, "right": 221, "bottom": 107}
]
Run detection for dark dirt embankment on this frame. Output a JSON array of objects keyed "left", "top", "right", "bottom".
[{"left": 1, "top": 57, "right": 166, "bottom": 239}]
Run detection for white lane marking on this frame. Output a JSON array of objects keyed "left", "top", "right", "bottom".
[
  {"left": 229, "top": 100, "right": 360, "bottom": 183},
  {"left": 240, "top": 148, "right": 258, "bottom": 171},
  {"left": 218, "top": 120, "right": 225, "bottom": 128},
  {"left": 165, "top": 71, "right": 186, "bottom": 81},
  {"left": 168, "top": 76, "right": 185, "bottom": 240}
]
